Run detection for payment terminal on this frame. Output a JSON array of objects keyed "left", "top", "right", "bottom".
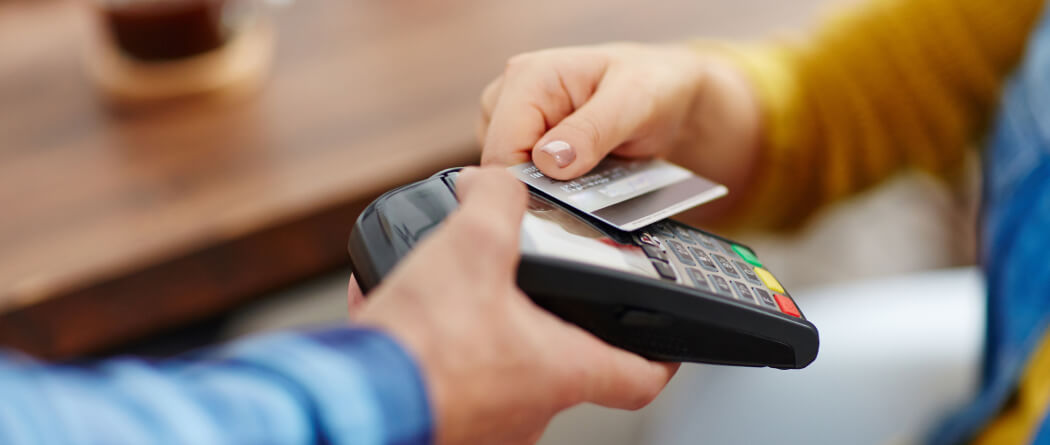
[{"left": 348, "top": 168, "right": 818, "bottom": 369}]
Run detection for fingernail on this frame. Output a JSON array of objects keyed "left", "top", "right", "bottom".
[{"left": 539, "top": 140, "right": 575, "bottom": 168}]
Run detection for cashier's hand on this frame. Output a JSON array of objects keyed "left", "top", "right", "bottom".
[
  {"left": 352, "top": 167, "right": 678, "bottom": 445},
  {"left": 478, "top": 43, "right": 762, "bottom": 217}
]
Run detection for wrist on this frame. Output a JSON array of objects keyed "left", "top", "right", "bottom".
[
  {"left": 669, "top": 45, "right": 764, "bottom": 225},
  {"left": 356, "top": 295, "right": 453, "bottom": 442},
  {"left": 357, "top": 294, "right": 486, "bottom": 445}
]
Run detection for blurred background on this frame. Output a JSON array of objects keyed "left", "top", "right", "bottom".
[{"left": 0, "top": 0, "right": 980, "bottom": 443}]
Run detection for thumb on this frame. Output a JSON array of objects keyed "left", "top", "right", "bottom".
[
  {"left": 454, "top": 167, "right": 528, "bottom": 231},
  {"left": 531, "top": 79, "right": 650, "bottom": 180},
  {"left": 443, "top": 167, "right": 528, "bottom": 273},
  {"left": 347, "top": 274, "right": 366, "bottom": 319}
]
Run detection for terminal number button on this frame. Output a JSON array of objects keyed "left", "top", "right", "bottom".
[
  {"left": 708, "top": 274, "right": 734, "bottom": 298},
  {"left": 685, "top": 267, "right": 712, "bottom": 291},
  {"left": 752, "top": 287, "right": 777, "bottom": 309},
  {"left": 640, "top": 243, "right": 667, "bottom": 261},
  {"left": 673, "top": 226, "right": 698, "bottom": 245},
  {"left": 651, "top": 260, "right": 677, "bottom": 281},
  {"left": 735, "top": 261, "right": 762, "bottom": 285},
  {"left": 651, "top": 223, "right": 677, "bottom": 240},
  {"left": 689, "top": 247, "right": 719, "bottom": 272},
  {"left": 731, "top": 281, "right": 756, "bottom": 304},
  {"left": 696, "top": 234, "right": 719, "bottom": 250},
  {"left": 711, "top": 254, "right": 741, "bottom": 278},
  {"left": 666, "top": 240, "right": 696, "bottom": 266}
]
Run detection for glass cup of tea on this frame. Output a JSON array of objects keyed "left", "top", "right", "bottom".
[{"left": 85, "top": 0, "right": 276, "bottom": 105}]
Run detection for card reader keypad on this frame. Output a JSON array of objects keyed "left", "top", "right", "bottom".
[
  {"left": 696, "top": 234, "right": 719, "bottom": 250},
  {"left": 640, "top": 243, "right": 667, "bottom": 262},
  {"left": 666, "top": 240, "right": 696, "bottom": 266},
  {"left": 685, "top": 267, "right": 711, "bottom": 291},
  {"left": 732, "top": 281, "right": 755, "bottom": 304},
  {"left": 735, "top": 260, "right": 762, "bottom": 285},
  {"left": 673, "top": 226, "right": 697, "bottom": 245},
  {"left": 689, "top": 247, "right": 719, "bottom": 272},
  {"left": 637, "top": 222, "right": 801, "bottom": 318},
  {"left": 711, "top": 253, "right": 740, "bottom": 278},
  {"left": 651, "top": 260, "right": 677, "bottom": 281},
  {"left": 650, "top": 223, "right": 677, "bottom": 240},
  {"left": 707, "top": 274, "right": 733, "bottom": 297},
  {"left": 752, "top": 287, "right": 777, "bottom": 309}
]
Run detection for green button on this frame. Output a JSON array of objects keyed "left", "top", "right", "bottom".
[{"left": 732, "top": 244, "right": 763, "bottom": 267}]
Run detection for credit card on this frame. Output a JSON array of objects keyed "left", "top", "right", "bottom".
[{"left": 507, "top": 158, "right": 727, "bottom": 232}]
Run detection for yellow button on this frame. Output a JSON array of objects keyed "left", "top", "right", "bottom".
[{"left": 754, "top": 267, "right": 785, "bottom": 293}]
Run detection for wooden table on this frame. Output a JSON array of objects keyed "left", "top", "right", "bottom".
[{"left": 0, "top": 0, "right": 826, "bottom": 359}]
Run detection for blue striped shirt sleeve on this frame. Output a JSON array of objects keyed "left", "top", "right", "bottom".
[{"left": 0, "top": 327, "right": 432, "bottom": 445}]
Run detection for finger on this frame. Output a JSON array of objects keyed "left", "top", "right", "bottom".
[
  {"left": 475, "top": 76, "right": 504, "bottom": 146},
  {"left": 480, "top": 59, "right": 577, "bottom": 167},
  {"left": 347, "top": 274, "right": 366, "bottom": 318},
  {"left": 447, "top": 167, "right": 528, "bottom": 271},
  {"left": 531, "top": 75, "right": 652, "bottom": 180},
  {"left": 480, "top": 75, "right": 504, "bottom": 124},
  {"left": 453, "top": 167, "right": 528, "bottom": 233},
  {"left": 382, "top": 167, "right": 527, "bottom": 290},
  {"left": 583, "top": 343, "right": 679, "bottom": 410},
  {"left": 521, "top": 423, "right": 550, "bottom": 445},
  {"left": 475, "top": 111, "right": 489, "bottom": 149}
]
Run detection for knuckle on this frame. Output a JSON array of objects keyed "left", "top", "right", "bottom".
[
  {"left": 629, "top": 80, "right": 660, "bottom": 119},
  {"left": 626, "top": 377, "right": 664, "bottom": 410},
  {"left": 624, "top": 397, "right": 649, "bottom": 411},
  {"left": 463, "top": 167, "right": 496, "bottom": 188},
  {"left": 480, "top": 79, "right": 500, "bottom": 110},
  {"left": 481, "top": 167, "right": 517, "bottom": 189},
  {"left": 504, "top": 53, "right": 535, "bottom": 74},
  {"left": 551, "top": 363, "right": 590, "bottom": 409},
  {"left": 453, "top": 212, "right": 514, "bottom": 252},
  {"left": 484, "top": 224, "right": 516, "bottom": 252}
]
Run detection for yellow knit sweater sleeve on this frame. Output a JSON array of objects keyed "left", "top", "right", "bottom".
[{"left": 725, "top": 0, "right": 1043, "bottom": 229}]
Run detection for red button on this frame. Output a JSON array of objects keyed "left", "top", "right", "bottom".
[{"left": 774, "top": 294, "right": 801, "bottom": 318}]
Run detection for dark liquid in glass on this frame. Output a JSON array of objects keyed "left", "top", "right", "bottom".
[{"left": 102, "top": 0, "right": 231, "bottom": 61}]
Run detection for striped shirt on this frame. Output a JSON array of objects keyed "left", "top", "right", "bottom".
[{"left": 0, "top": 327, "right": 431, "bottom": 445}]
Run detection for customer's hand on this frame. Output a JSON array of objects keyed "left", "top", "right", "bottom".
[
  {"left": 355, "top": 167, "right": 678, "bottom": 445},
  {"left": 478, "top": 43, "right": 763, "bottom": 218}
]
